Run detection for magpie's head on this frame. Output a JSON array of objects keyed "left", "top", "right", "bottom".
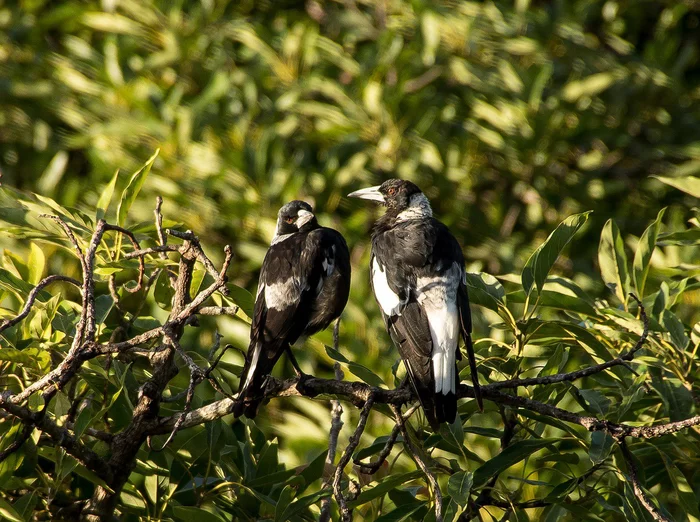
[
  {"left": 276, "top": 200, "right": 316, "bottom": 235},
  {"left": 348, "top": 179, "right": 424, "bottom": 211}
]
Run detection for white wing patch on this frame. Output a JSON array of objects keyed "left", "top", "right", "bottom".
[
  {"left": 372, "top": 258, "right": 405, "bottom": 316},
  {"left": 264, "top": 277, "right": 302, "bottom": 310},
  {"left": 416, "top": 262, "right": 461, "bottom": 395}
]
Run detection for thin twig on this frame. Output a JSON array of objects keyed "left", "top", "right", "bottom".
[
  {"left": 40, "top": 214, "right": 85, "bottom": 266},
  {"left": 619, "top": 440, "right": 671, "bottom": 521},
  {"left": 320, "top": 357, "right": 345, "bottom": 522},
  {"left": 0, "top": 275, "right": 81, "bottom": 333},
  {"left": 391, "top": 404, "right": 443, "bottom": 522},
  {"left": 354, "top": 404, "right": 420, "bottom": 474},
  {"left": 332, "top": 395, "right": 375, "bottom": 522}
]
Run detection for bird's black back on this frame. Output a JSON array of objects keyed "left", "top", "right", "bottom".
[
  {"left": 371, "top": 215, "right": 478, "bottom": 427},
  {"left": 234, "top": 225, "right": 351, "bottom": 418}
]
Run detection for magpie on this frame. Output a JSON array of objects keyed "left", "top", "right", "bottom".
[
  {"left": 233, "top": 201, "right": 351, "bottom": 418},
  {"left": 348, "top": 179, "right": 482, "bottom": 428}
]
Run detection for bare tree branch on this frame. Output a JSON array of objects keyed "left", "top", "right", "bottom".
[
  {"left": 619, "top": 440, "right": 671, "bottom": 521},
  {"left": 320, "top": 357, "right": 345, "bottom": 522},
  {"left": 332, "top": 395, "right": 375, "bottom": 522},
  {"left": 0, "top": 275, "right": 80, "bottom": 334}
]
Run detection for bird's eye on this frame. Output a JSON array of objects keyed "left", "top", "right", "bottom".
[
  {"left": 285, "top": 217, "right": 295, "bottom": 224},
  {"left": 387, "top": 187, "right": 396, "bottom": 196}
]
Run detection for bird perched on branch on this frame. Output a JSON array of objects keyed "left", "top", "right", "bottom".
[
  {"left": 349, "top": 179, "right": 482, "bottom": 428},
  {"left": 233, "top": 201, "right": 351, "bottom": 418}
]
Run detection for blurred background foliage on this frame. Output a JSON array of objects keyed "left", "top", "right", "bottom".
[{"left": 1, "top": 0, "right": 700, "bottom": 520}]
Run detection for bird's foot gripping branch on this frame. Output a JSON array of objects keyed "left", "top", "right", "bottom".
[{"left": 0, "top": 186, "right": 699, "bottom": 522}]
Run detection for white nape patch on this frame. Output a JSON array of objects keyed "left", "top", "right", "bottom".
[
  {"left": 264, "top": 277, "right": 302, "bottom": 310},
  {"left": 271, "top": 232, "right": 293, "bottom": 245},
  {"left": 242, "top": 343, "right": 261, "bottom": 389},
  {"left": 396, "top": 193, "right": 433, "bottom": 222},
  {"left": 372, "top": 258, "right": 405, "bottom": 316},
  {"left": 417, "top": 262, "right": 461, "bottom": 395}
]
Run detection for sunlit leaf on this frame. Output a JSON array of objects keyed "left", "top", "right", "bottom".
[
  {"left": 522, "top": 212, "right": 591, "bottom": 296},
  {"left": 599, "top": 219, "right": 630, "bottom": 306},
  {"left": 117, "top": 149, "right": 159, "bottom": 227}
]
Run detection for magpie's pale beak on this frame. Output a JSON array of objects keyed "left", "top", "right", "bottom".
[
  {"left": 296, "top": 209, "right": 315, "bottom": 227},
  {"left": 347, "top": 185, "right": 385, "bottom": 203}
]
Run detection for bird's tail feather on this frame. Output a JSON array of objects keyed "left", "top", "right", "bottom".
[
  {"left": 233, "top": 341, "right": 275, "bottom": 419},
  {"left": 465, "top": 333, "right": 483, "bottom": 411}
]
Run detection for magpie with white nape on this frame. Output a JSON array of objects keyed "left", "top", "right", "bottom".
[
  {"left": 233, "top": 201, "right": 351, "bottom": 418},
  {"left": 349, "top": 179, "right": 482, "bottom": 428}
]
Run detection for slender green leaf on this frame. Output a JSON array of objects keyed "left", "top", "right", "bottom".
[
  {"left": 325, "top": 345, "right": 385, "bottom": 387},
  {"left": 589, "top": 432, "right": 614, "bottom": 464},
  {"left": 0, "top": 497, "right": 24, "bottom": 522},
  {"left": 172, "top": 506, "right": 227, "bottom": 522},
  {"left": 473, "top": 439, "right": 555, "bottom": 488},
  {"left": 349, "top": 470, "right": 423, "bottom": 506},
  {"left": 116, "top": 149, "right": 159, "bottom": 227},
  {"left": 27, "top": 243, "right": 45, "bottom": 285},
  {"left": 522, "top": 212, "right": 591, "bottom": 295},
  {"left": 660, "top": 453, "right": 700, "bottom": 522},
  {"left": 598, "top": 219, "right": 630, "bottom": 305},
  {"left": 633, "top": 208, "right": 666, "bottom": 297},
  {"left": 654, "top": 175, "right": 700, "bottom": 198},
  {"left": 657, "top": 228, "right": 700, "bottom": 245},
  {"left": 447, "top": 471, "right": 473, "bottom": 505},
  {"left": 96, "top": 169, "right": 120, "bottom": 222}
]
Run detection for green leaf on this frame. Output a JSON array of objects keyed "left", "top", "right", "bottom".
[
  {"left": 522, "top": 212, "right": 591, "bottom": 296},
  {"left": 325, "top": 345, "right": 385, "bottom": 387},
  {"left": 660, "top": 452, "right": 700, "bottom": 522},
  {"left": 654, "top": 175, "right": 700, "bottom": 198},
  {"left": 589, "top": 432, "right": 614, "bottom": 464},
  {"left": 154, "top": 270, "right": 175, "bottom": 311},
  {"left": 279, "top": 490, "right": 331, "bottom": 521},
  {"left": 579, "top": 389, "right": 611, "bottom": 416},
  {"left": 227, "top": 284, "right": 255, "bottom": 319},
  {"left": 472, "top": 439, "right": 555, "bottom": 488},
  {"left": 0, "top": 497, "right": 24, "bottom": 522},
  {"left": 507, "top": 289, "right": 597, "bottom": 316},
  {"left": 598, "top": 219, "right": 630, "bottom": 306},
  {"left": 651, "top": 371, "right": 693, "bottom": 421},
  {"left": 27, "top": 243, "right": 45, "bottom": 285},
  {"left": 464, "top": 272, "right": 505, "bottom": 311},
  {"left": 275, "top": 485, "right": 294, "bottom": 522},
  {"left": 96, "top": 169, "right": 120, "bottom": 222},
  {"left": 172, "top": 506, "right": 227, "bottom": 522},
  {"left": 375, "top": 502, "right": 426, "bottom": 522},
  {"left": 657, "top": 228, "right": 700, "bottom": 246},
  {"left": 116, "top": 149, "right": 159, "bottom": 227},
  {"left": 660, "top": 309, "right": 689, "bottom": 350},
  {"left": 144, "top": 473, "right": 159, "bottom": 506},
  {"left": 447, "top": 471, "right": 473, "bottom": 506},
  {"left": 298, "top": 450, "right": 328, "bottom": 494},
  {"left": 633, "top": 208, "right": 666, "bottom": 297},
  {"left": 349, "top": 470, "right": 423, "bottom": 507}
]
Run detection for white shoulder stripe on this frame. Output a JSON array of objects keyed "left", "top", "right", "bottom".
[
  {"left": 372, "top": 258, "right": 405, "bottom": 316},
  {"left": 264, "top": 277, "right": 302, "bottom": 310}
]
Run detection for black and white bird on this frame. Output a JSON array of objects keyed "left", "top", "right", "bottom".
[
  {"left": 349, "top": 179, "right": 482, "bottom": 428},
  {"left": 233, "top": 201, "right": 351, "bottom": 418}
]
